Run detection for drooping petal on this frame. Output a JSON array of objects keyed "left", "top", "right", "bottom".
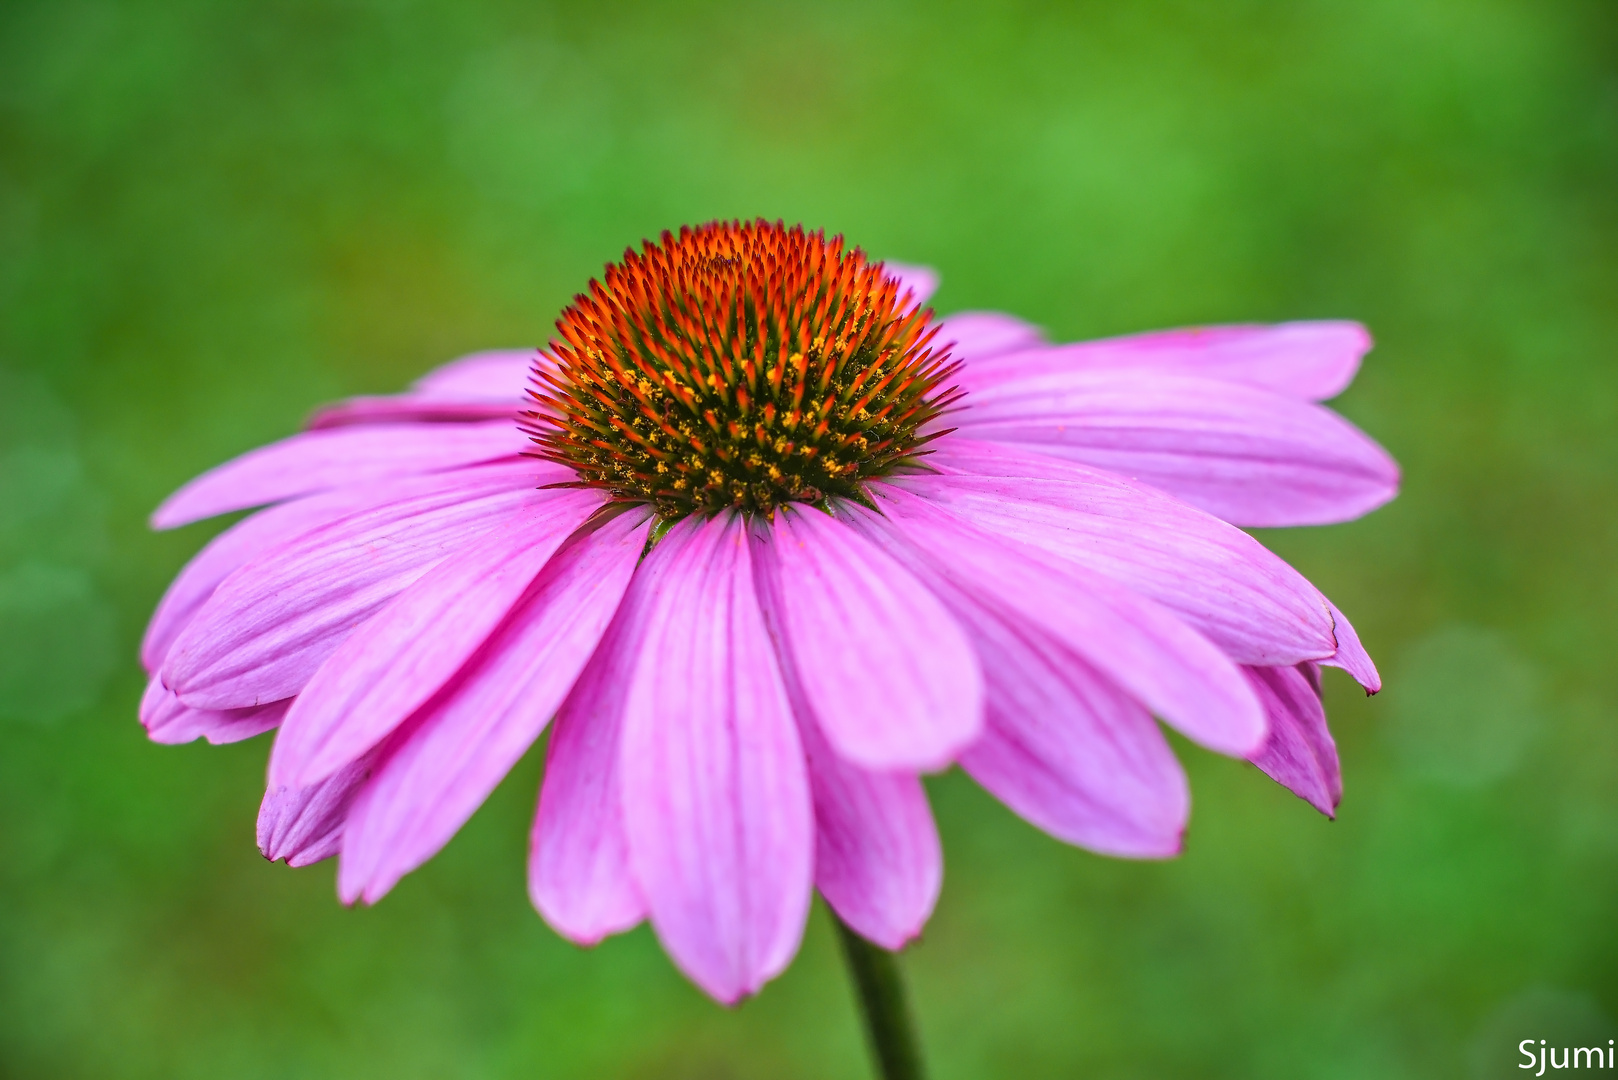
[
  {"left": 151, "top": 420, "right": 537, "bottom": 529},
  {"left": 884, "top": 261, "right": 939, "bottom": 307},
  {"left": 619, "top": 514, "right": 813, "bottom": 1004},
  {"left": 961, "top": 321, "right": 1371, "bottom": 401},
  {"left": 268, "top": 488, "right": 602, "bottom": 790},
  {"left": 142, "top": 463, "right": 551, "bottom": 673},
  {"left": 950, "top": 601, "right": 1189, "bottom": 857},
  {"left": 937, "top": 311, "right": 1047, "bottom": 362},
  {"left": 792, "top": 674, "right": 941, "bottom": 949},
  {"left": 410, "top": 350, "right": 537, "bottom": 401},
  {"left": 144, "top": 496, "right": 356, "bottom": 673},
  {"left": 760, "top": 540, "right": 944, "bottom": 945},
  {"left": 1245, "top": 663, "right": 1341, "bottom": 817},
  {"left": 337, "top": 507, "right": 649, "bottom": 904},
  {"left": 162, "top": 469, "right": 549, "bottom": 710},
  {"left": 847, "top": 488, "right": 1266, "bottom": 756},
  {"left": 139, "top": 676, "right": 286, "bottom": 746},
  {"left": 896, "top": 440, "right": 1337, "bottom": 667},
  {"left": 258, "top": 752, "right": 378, "bottom": 867},
  {"left": 143, "top": 465, "right": 533, "bottom": 671},
  {"left": 951, "top": 369, "right": 1399, "bottom": 528},
  {"left": 1323, "top": 599, "right": 1381, "bottom": 693},
  {"left": 752, "top": 506, "right": 982, "bottom": 771},
  {"left": 528, "top": 565, "right": 659, "bottom": 945}
]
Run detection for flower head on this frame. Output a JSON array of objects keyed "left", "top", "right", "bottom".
[
  {"left": 532, "top": 221, "right": 960, "bottom": 518},
  {"left": 142, "top": 220, "right": 1397, "bottom": 1003}
]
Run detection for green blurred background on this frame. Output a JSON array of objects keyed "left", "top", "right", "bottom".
[{"left": 3, "top": 1, "right": 1616, "bottom": 1076}]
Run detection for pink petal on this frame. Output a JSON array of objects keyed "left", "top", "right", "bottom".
[
  {"left": 268, "top": 488, "right": 603, "bottom": 790},
  {"left": 162, "top": 469, "right": 547, "bottom": 710},
  {"left": 952, "top": 370, "right": 1400, "bottom": 527},
  {"left": 144, "top": 498, "right": 354, "bottom": 673},
  {"left": 1324, "top": 599, "right": 1381, "bottom": 693},
  {"left": 884, "top": 261, "right": 939, "bottom": 307},
  {"left": 937, "top": 311, "right": 1047, "bottom": 362},
  {"left": 898, "top": 440, "right": 1336, "bottom": 667},
  {"left": 528, "top": 556, "right": 662, "bottom": 945},
  {"left": 139, "top": 676, "right": 286, "bottom": 745},
  {"left": 142, "top": 463, "right": 545, "bottom": 672},
  {"left": 151, "top": 420, "right": 537, "bottom": 529},
  {"left": 794, "top": 680, "right": 941, "bottom": 949},
  {"left": 619, "top": 514, "right": 813, "bottom": 1004},
  {"left": 337, "top": 507, "right": 650, "bottom": 904},
  {"left": 961, "top": 321, "right": 1370, "bottom": 401},
  {"left": 1245, "top": 663, "right": 1341, "bottom": 817},
  {"left": 145, "top": 488, "right": 385, "bottom": 667},
  {"left": 949, "top": 601, "right": 1189, "bottom": 857},
  {"left": 751, "top": 506, "right": 983, "bottom": 771},
  {"left": 302, "top": 350, "right": 550, "bottom": 429},
  {"left": 259, "top": 752, "right": 378, "bottom": 867},
  {"left": 410, "top": 350, "right": 538, "bottom": 401},
  {"left": 305, "top": 397, "right": 517, "bottom": 430},
  {"left": 757, "top": 527, "right": 943, "bottom": 942},
  {"left": 847, "top": 488, "right": 1266, "bottom": 756}
]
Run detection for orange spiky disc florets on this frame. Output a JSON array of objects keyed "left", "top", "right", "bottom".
[{"left": 525, "top": 219, "right": 963, "bottom": 520}]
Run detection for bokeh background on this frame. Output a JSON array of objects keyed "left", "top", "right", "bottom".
[{"left": 3, "top": 1, "right": 1617, "bottom": 1076}]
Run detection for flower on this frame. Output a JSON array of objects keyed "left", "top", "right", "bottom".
[{"left": 141, "top": 220, "right": 1397, "bottom": 1003}]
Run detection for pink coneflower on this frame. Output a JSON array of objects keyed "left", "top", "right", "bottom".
[{"left": 142, "top": 220, "right": 1395, "bottom": 1009}]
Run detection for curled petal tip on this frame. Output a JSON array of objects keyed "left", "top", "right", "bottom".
[{"left": 1323, "top": 601, "right": 1381, "bottom": 693}]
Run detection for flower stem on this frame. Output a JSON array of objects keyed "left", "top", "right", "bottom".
[{"left": 833, "top": 914, "right": 927, "bottom": 1080}]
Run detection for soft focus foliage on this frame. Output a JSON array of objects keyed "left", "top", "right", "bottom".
[{"left": 2, "top": 1, "right": 1615, "bottom": 1076}]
